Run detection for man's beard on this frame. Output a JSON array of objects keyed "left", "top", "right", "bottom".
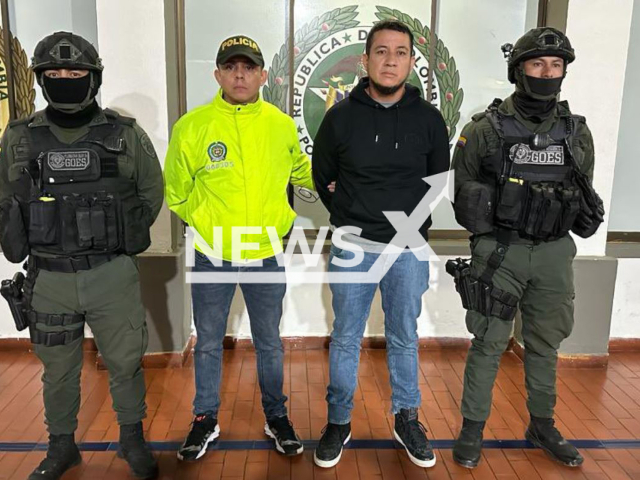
[{"left": 370, "top": 74, "right": 409, "bottom": 96}]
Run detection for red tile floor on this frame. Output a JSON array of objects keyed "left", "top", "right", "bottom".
[{"left": 2, "top": 347, "right": 640, "bottom": 479}]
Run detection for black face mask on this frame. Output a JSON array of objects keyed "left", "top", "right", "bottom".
[
  {"left": 525, "top": 75, "right": 563, "bottom": 97},
  {"left": 42, "top": 75, "right": 92, "bottom": 104}
]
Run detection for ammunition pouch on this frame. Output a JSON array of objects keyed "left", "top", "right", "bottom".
[
  {"left": 495, "top": 181, "right": 582, "bottom": 241},
  {"left": 454, "top": 182, "right": 495, "bottom": 235}
]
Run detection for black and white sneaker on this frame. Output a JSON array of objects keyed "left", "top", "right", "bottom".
[
  {"left": 177, "top": 413, "right": 220, "bottom": 461},
  {"left": 265, "top": 415, "right": 303, "bottom": 456},
  {"left": 313, "top": 423, "right": 351, "bottom": 468},
  {"left": 394, "top": 408, "right": 436, "bottom": 468}
]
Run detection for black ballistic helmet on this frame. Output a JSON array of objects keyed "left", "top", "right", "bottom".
[
  {"left": 31, "top": 31, "right": 103, "bottom": 113},
  {"left": 503, "top": 27, "right": 575, "bottom": 84}
]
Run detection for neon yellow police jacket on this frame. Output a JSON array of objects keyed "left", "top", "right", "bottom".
[{"left": 164, "top": 90, "right": 314, "bottom": 261}]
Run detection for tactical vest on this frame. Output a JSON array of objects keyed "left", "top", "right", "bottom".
[
  {"left": 21, "top": 110, "right": 151, "bottom": 257},
  {"left": 484, "top": 104, "right": 582, "bottom": 241}
]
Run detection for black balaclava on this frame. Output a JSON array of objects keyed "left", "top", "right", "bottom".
[
  {"left": 512, "top": 65, "right": 564, "bottom": 123},
  {"left": 42, "top": 72, "right": 100, "bottom": 128}
]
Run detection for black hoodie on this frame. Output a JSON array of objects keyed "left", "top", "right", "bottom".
[{"left": 312, "top": 77, "right": 450, "bottom": 243}]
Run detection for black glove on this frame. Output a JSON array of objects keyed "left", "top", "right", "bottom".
[{"left": 571, "top": 193, "right": 604, "bottom": 238}]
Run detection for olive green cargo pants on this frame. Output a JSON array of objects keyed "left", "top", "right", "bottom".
[
  {"left": 31, "top": 255, "right": 148, "bottom": 435},
  {"left": 461, "top": 234, "right": 577, "bottom": 421}
]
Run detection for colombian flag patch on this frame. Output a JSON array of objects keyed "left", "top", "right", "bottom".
[{"left": 456, "top": 136, "right": 467, "bottom": 149}]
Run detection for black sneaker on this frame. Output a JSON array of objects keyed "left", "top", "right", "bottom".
[
  {"left": 29, "top": 434, "right": 81, "bottom": 480},
  {"left": 526, "top": 415, "right": 583, "bottom": 467},
  {"left": 118, "top": 422, "right": 158, "bottom": 479},
  {"left": 453, "top": 418, "right": 485, "bottom": 469},
  {"left": 313, "top": 423, "right": 351, "bottom": 468},
  {"left": 264, "top": 415, "right": 303, "bottom": 456},
  {"left": 394, "top": 408, "right": 436, "bottom": 468},
  {"left": 177, "top": 412, "right": 220, "bottom": 461}
]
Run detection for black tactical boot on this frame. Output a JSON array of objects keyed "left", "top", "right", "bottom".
[
  {"left": 118, "top": 422, "right": 159, "bottom": 479},
  {"left": 526, "top": 415, "right": 583, "bottom": 467},
  {"left": 453, "top": 418, "right": 485, "bottom": 469},
  {"left": 28, "top": 433, "right": 81, "bottom": 480}
]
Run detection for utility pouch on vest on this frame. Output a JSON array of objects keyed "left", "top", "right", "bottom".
[
  {"left": 454, "top": 182, "right": 495, "bottom": 235},
  {"left": 121, "top": 198, "right": 151, "bottom": 255},
  {"left": 521, "top": 183, "right": 574, "bottom": 240},
  {"left": 538, "top": 186, "right": 562, "bottom": 238},
  {"left": 28, "top": 197, "right": 58, "bottom": 245},
  {"left": 61, "top": 193, "right": 120, "bottom": 253},
  {"left": 558, "top": 186, "right": 582, "bottom": 232},
  {"left": 75, "top": 197, "right": 93, "bottom": 248},
  {"left": 495, "top": 180, "right": 526, "bottom": 229},
  {"left": 0, "top": 272, "right": 28, "bottom": 331},
  {"left": 0, "top": 196, "right": 29, "bottom": 263}
]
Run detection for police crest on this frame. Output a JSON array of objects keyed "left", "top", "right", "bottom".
[{"left": 208, "top": 142, "right": 227, "bottom": 162}]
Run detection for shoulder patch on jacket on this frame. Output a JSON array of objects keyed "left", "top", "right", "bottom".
[{"left": 140, "top": 132, "right": 157, "bottom": 159}]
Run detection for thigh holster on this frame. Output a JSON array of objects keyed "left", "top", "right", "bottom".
[
  {"left": 446, "top": 258, "right": 518, "bottom": 322},
  {"left": 446, "top": 231, "right": 519, "bottom": 322},
  {"left": 28, "top": 310, "right": 85, "bottom": 347}
]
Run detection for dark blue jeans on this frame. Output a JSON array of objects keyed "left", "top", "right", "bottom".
[{"left": 191, "top": 251, "right": 287, "bottom": 419}]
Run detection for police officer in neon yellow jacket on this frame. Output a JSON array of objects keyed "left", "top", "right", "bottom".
[{"left": 164, "top": 35, "right": 313, "bottom": 461}]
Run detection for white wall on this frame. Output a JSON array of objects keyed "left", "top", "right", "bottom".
[
  {"left": 96, "top": 0, "right": 172, "bottom": 253},
  {"left": 608, "top": 0, "right": 640, "bottom": 232},
  {"left": 610, "top": 258, "right": 640, "bottom": 338},
  {"left": 563, "top": 0, "right": 634, "bottom": 256},
  {"left": 218, "top": 254, "right": 470, "bottom": 340},
  {"left": 1, "top": 1, "right": 638, "bottom": 343},
  {"left": 8, "top": 0, "right": 99, "bottom": 110}
]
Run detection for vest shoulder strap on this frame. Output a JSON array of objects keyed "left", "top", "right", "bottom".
[
  {"left": 471, "top": 98, "right": 503, "bottom": 123},
  {"left": 103, "top": 108, "right": 136, "bottom": 127},
  {"left": 8, "top": 114, "right": 36, "bottom": 129}
]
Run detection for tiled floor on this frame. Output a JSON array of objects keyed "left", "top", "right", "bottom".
[{"left": 2, "top": 347, "right": 640, "bottom": 479}]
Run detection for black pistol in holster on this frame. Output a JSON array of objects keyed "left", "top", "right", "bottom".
[
  {"left": 446, "top": 229, "right": 519, "bottom": 322},
  {"left": 445, "top": 258, "right": 475, "bottom": 310},
  {"left": 446, "top": 257, "right": 519, "bottom": 322},
  {"left": 1, "top": 271, "right": 29, "bottom": 331}
]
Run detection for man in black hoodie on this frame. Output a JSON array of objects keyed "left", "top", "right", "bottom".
[{"left": 312, "top": 20, "right": 450, "bottom": 469}]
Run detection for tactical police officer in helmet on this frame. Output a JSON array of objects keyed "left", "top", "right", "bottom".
[
  {"left": 0, "top": 32, "right": 163, "bottom": 479},
  {"left": 449, "top": 28, "right": 604, "bottom": 468}
]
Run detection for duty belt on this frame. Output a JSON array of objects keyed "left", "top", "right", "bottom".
[{"left": 32, "top": 253, "right": 119, "bottom": 272}]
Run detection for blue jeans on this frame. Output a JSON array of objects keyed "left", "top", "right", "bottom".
[
  {"left": 191, "top": 251, "right": 287, "bottom": 419},
  {"left": 327, "top": 246, "right": 429, "bottom": 424}
]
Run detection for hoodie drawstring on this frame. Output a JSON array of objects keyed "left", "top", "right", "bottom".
[
  {"left": 374, "top": 104, "right": 380, "bottom": 143},
  {"left": 373, "top": 104, "right": 400, "bottom": 149},
  {"left": 394, "top": 105, "right": 399, "bottom": 150}
]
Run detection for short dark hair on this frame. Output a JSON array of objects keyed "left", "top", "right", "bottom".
[{"left": 365, "top": 20, "right": 415, "bottom": 56}]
